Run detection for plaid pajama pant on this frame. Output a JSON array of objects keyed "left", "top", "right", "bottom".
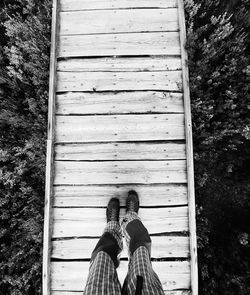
[{"left": 83, "top": 212, "right": 164, "bottom": 295}]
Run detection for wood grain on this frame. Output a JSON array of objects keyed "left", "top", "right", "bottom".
[
  {"left": 57, "top": 71, "right": 183, "bottom": 92},
  {"left": 58, "top": 32, "right": 181, "bottom": 57},
  {"left": 53, "top": 184, "right": 188, "bottom": 207},
  {"left": 55, "top": 114, "right": 185, "bottom": 143},
  {"left": 60, "top": 9, "right": 178, "bottom": 35},
  {"left": 43, "top": 0, "right": 58, "bottom": 294},
  {"left": 52, "top": 236, "right": 189, "bottom": 259},
  {"left": 55, "top": 142, "right": 186, "bottom": 161},
  {"left": 51, "top": 260, "right": 190, "bottom": 291},
  {"left": 178, "top": 0, "right": 198, "bottom": 294},
  {"left": 52, "top": 291, "right": 190, "bottom": 295},
  {"left": 52, "top": 207, "right": 189, "bottom": 238},
  {"left": 60, "top": 0, "right": 178, "bottom": 11},
  {"left": 56, "top": 91, "right": 184, "bottom": 115},
  {"left": 57, "top": 57, "right": 182, "bottom": 72},
  {"left": 54, "top": 160, "right": 187, "bottom": 185}
]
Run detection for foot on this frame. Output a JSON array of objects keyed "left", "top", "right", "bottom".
[
  {"left": 126, "top": 190, "right": 139, "bottom": 214},
  {"left": 106, "top": 197, "right": 120, "bottom": 222}
]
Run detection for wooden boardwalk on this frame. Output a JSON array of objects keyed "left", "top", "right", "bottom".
[{"left": 43, "top": 0, "right": 198, "bottom": 294}]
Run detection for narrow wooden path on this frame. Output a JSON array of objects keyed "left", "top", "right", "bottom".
[{"left": 43, "top": 0, "right": 198, "bottom": 294}]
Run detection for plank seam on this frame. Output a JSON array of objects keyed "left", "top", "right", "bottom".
[
  {"left": 57, "top": 54, "right": 182, "bottom": 61},
  {"left": 60, "top": 30, "right": 180, "bottom": 37},
  {"left": 60, "top": 7, "right": 178, "bottom": 12}
]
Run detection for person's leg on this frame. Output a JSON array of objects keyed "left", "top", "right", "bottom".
[
  {"left": 121, "top": 191, "right": 164, "bottom": 295},
  {"left": 83, "top": 198, "right": 122, "bottom": 295}
]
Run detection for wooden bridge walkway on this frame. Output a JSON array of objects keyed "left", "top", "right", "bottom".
[{"left": 43, "top": 0, "right": 198, "bottom": 294}]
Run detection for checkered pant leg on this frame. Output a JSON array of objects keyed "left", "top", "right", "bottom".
[
  {"left": 83, "top": 251, "right": 121, "bottom": 295},
  {"left": 84, "top": 221, "right": 123, "bottom": 294},
  {"left": 124, "top": 246, "right": 165, "bottom": 295},
  {"left": 121, "top": 212, "right": 141, "bottom": 255},
  {"left": 121, "top": 212, "right": 151, "bottom": 257},
  {"left": 104, "top": 221, "right": 123, "bottom": 251}
]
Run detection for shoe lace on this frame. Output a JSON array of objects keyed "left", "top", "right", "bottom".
[
  {"left": 110, "top": 207, "right": 117, "bottom": 220},
  {"left": 128, "top": 200, "right": 135, "bottom": 212}
]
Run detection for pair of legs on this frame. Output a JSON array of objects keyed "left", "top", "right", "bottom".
[{"left": 83, "top": 191, "right": 164, "bottom": 295}]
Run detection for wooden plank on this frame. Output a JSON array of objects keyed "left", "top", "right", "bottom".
[
  {"left": 60, "top": 9, "right": 178, "bottom": 35},
  {"left": 58, "top": 32, "right": 181, "bottom": 57},
  {"left": 52, "top": 236, "right": 189, "bottom": 259},
  {"left": 52, "top": 291, "right": 190, "bottom": 295},
  {"left": 55, "top": 114, "right": 185, "bottom": 143},
  {"left": 55, "top": 142, "right": 186, "bottom": 161},
  {"left": 57, "top": 57, "right": 182, "bottom": 72},
  {"left": 52, "top": 207, "right": 189, "bottom": 237},
  {"left": 43, "top": 0, "right": 58, "bottom": 294},
  {"left": 56, "top": 92, "right": 184, "bottom": 115},
  {"left": 51, "top": 261, "right": 190, "bottom": 291},
  {"left": 178, "top": 1, "right": 198, "bottom": 294},
  {"left": 53, "top": 184, "right": 188, "bottom": 207},
  {"left": 60, "top": 0, "right": 178, "bottom": 11},
  {"left": 57, "top": 71, "right": 183, "bottom": 92},
  {"left": 54, "top": 160, "right": 187, "bottom": 185}
]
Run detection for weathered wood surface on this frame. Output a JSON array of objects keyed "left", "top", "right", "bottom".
[
  {"left": 51, "top": 260, "right": 190, "bottom": 291},
  {"left": 55, "top": 114, "right": 185, "bottom": 143},
  {"left": 52, "top": 207, "right": 189, "bottom": 238},
  {"left": 178, "top": 0, "right": 198, "bottom": 294},
  {"left": 53, "top": 217, "right": 188, "bottom": 238},
  {"left": 45, "top": 1, "right": 198, "bottom": 294},
  {"left": 52, "top": 291, "right": 190, "bottom": 295},
  {"left": 52, "top": 236, "right": 189, "bottom": 259},
  {"left": 57, "top": 57, "right": 182, "bottom": 72},
  {"left": 54, "top": 160, "right": 187, "bottom": 185},
  {"left": 60, "top": 9, "right": 178, "bottom": 35},
  {"left": 58, "top": 32, "right": 181, "bottom": 57},
  {"left": 60, "top": 0, "right": 178, "bottom": 11},
  {"left": 55, "top": 142, "right": 186, "bottom": 161},
  {"left": 43, "top": 0, "right": 58, "bottom": 294},
  {"left": 57, "top": 71, "right": 182, "bottom": 92},
  {"left": 53, "top": 184, "right": 188, "bottom": 207},
  {"left": 56, "top": 92, "right": 184, "bottom": 115}
]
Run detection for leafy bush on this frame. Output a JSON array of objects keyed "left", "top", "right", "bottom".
[
  {"left": 0, "top": 1, "right": 51, "bottom": 294},
  {"left": 185, "top": 0, "right": 250, "bottom": 294}
]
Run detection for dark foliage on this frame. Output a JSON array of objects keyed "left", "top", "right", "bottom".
[
  {"left": 0, "top": 0, "right": 249, "bottom": 294},
  {"left": 185, "top": 0, "right": 250, "bottom": 294},
  {"left": 0, "top": 1, "right": 51, "bottom": 294}
]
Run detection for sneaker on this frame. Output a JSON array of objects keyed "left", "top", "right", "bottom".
[
  {"left": 106, "top": 197, "right": 120, "bottom": 222},
  {"left": 126, "top": 190, "right": 139, "bottom": 214}
]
